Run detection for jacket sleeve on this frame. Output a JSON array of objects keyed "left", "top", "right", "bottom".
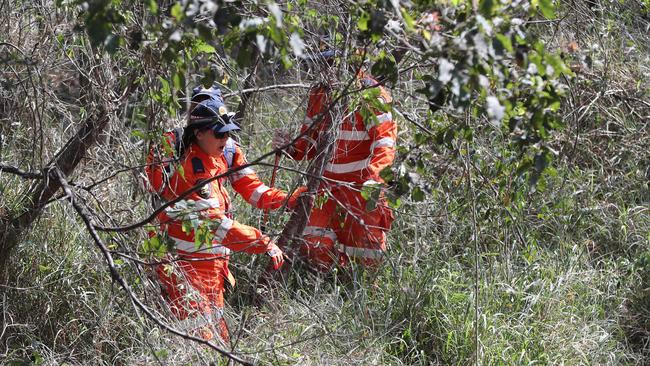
[
  {"left": 290, "top": 86, "right": 327, "bottom": 161},
  {"left": 210, "top": 214, "right": 270, "bottom": 254},
  {"left": 167, "top": 168, "right": 271, "bottom": 255},
  {"left": 229, "top": 146, "right": 290, "bottom": 210},
  {"left": 366, "top": 105, "right": 397, "bottom": 182},
  {"left": 144, "top": 131, "right": 176, "bottom": 194}
]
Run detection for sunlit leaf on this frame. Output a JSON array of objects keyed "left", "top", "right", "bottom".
[{"left": 539, "top": 0, "right": 556, "bottom": 19}]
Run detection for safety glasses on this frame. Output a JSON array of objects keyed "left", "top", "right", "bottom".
[{"left": 213, "top": 130, "right": 230, "bottom": 139}]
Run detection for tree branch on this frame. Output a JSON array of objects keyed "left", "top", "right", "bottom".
[
  {"left": 223, "top": 83, "right": 310, "bottom": 98},
  {"left": 0, "top": 163, "right": 43, "bottom": 179}
]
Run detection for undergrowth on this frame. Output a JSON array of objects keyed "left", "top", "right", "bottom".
[{"left": 1, "top": 1, "right": 649, "bottom": 365}]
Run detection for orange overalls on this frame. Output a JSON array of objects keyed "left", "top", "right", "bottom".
[
  {"left": 289, "top": 73, "right": 396, "bottom": 271},
  {"left": 152, "top": 143, "right": 288, "bottom": 342}
]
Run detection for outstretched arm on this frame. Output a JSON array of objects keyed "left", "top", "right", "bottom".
[{"left": 228, "top": 145, "right": 294, "bottom": 210}]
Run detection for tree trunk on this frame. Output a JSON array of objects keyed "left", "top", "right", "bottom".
[{"left": 277, "top": 90, "right": 343, "bottom": 251}]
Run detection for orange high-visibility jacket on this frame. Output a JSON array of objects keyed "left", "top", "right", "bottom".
[
  {"left": 291, "top": 74, "right": 396, "bottom": 184},
  {"left": 157, "top": 144, "right": 277, "bottom": 256},
  {"left": 146, "top": 133, "right": 290, "bottom": 210},
  {"left": 224, "top": 138, "right": 292, "bottom": 210}
]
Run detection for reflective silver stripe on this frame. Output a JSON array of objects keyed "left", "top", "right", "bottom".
[
  {"left": 230, "top": 167, "right": 256, "bottom": 183},
  {"left": 376, "top": 112, "right": 392, "bottom": 123},
  {"left": 165, "top": 198, "right": 219, "bottom": 218},
  {"left": 195, "top": 198, "right": 220, "bottom": 210},
  {"left": 164, "top": 208, "right": 184, "bottom": 219},
  {"left": 172, "top": 237, "right": 232, "bottom": 255},
  {"left": 165, "top": 200, "right": 198, "bottom": 219},
  {"left": 303, "top": 226, "right": 337, "bottom": 241},
  {"left": 371, "top": 137, "right": 395, "bottom": 150},
  {"left": 214, "top": 217, "right": 234, "bottom": 242},
  {"left": 249, "top": 185, "right": 271, "bottom": 205},
  {"left": 336, "top": 243, "right": 384, "bottom": 259},
  {"left": 299, "top": 135, "right": 317, "bottom": 147},
  {"left": 325, "top": 158, "right": 370, "bottom": 174},
  {"left": 338, "top": 130, "right": 370, "bottom": 141}
]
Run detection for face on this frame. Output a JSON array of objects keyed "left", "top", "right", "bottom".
[{"left": 195, "top": 129, "right": 229, "bottom": 157}]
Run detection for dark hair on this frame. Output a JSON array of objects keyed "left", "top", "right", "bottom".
[{"left": 178, "top": 123, "right": 211, "bottom": 158}]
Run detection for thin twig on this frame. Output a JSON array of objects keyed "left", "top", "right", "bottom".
[{"left": 223, "top": 83, "right": 311, "bottom": 98}]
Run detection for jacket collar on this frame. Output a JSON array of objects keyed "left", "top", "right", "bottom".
[{"left": 187, "top": 143, "right": 219, "bottom": 170}]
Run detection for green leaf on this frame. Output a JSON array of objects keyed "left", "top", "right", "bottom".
[
  {"left": 268, "top": 24, "right": 283, "bottom": 44},
  {"left": 371, "top": 55, "right": 398, "bottom": 85},
  {"left": 182, "top": 220, "right": 192, "bottom": 234},
  {"left": 147, "top": 0, "right": 158, "bottom": 14},
  {"left": 361, "top": 183, "right": 381, "bottom": 211},
  {"left": 195, "top": 41, "right": 216, "bottom": 54},
  {"left": 236, "top": 43, "right": 254, "bottom": 67},
  {"left": 151, "top": 235, "right": 161, "bottom": 248},
  {"left": 387, "top": 197, "right": 401, "bottom": 209},
  {"left": 357, "top": 11, "right": 369, "bottom": 31},
  {"left": 176, "top": 164, "right": 185, "bottom": 179},
  {"left": 411, "top": 186, "right": 425, "bottom": 202},
  {"left": 201, "top": 67, "right": 217, "bottom": 90},
  {"left": 158, "top": 76, "right": 170, "bottom": 97},
  {"left": 172, "top": 71, "right": 184, "bottom": 91},
  {"left": 545, "top": 54, "right": 568, "bottom": 77},
  {"left": 495, "top": 34, "right": 513, "bottom": 53},
  {"left": 360, "top": 184, "right": 374, "bottom": 201},
  {"left": 379, "top": 166, "right": 394, "bottom": 182},
  {"left": 538, "top": 0, "right": 555, "bottom": 19},
  {"left": 479, "top": 0, "right": 496, "bottom": 16},
  {"left": 401, "top": 8, "right": 414, "bottom": 31},
  {"left": 170, "top": 3, "right": 183, "bottom": 21},
  {"left": 131, "top": 130, "right": 145, "bottom": 139}
]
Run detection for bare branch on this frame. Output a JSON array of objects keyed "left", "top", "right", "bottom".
[
  {"left": 0, "top": 163, "right": 43, "bottom": 179},
  {"left": 223, "top": 83, "right": 311, "bottom": 98}
]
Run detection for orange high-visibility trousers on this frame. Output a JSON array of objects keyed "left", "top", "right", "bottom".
[
  {"left": 299, "top": 186, "right": 394, "bottom": 271},
  {"left": 156, "top": 255, "right": 230, "bottom": 343}
]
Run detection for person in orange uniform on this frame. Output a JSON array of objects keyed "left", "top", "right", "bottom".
[
  {"left": 155, "top": 98, "right": 296, "bottom": 344},
  {"left": 274, "top": 67, "right": 396, "bottom": 272},
  {"left": 145, "top": 85, "right": 304, "bottom": 211}
]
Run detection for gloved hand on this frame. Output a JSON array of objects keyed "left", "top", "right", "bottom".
[
  {"left": 266, "top": 240, "right": 285, "bottom": 270},
  {"left": 286, "top": 186, "right": 308, "bottom": 210},
  {"left": 272, "top": 129, "right": 293, "bottom": 150}
]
